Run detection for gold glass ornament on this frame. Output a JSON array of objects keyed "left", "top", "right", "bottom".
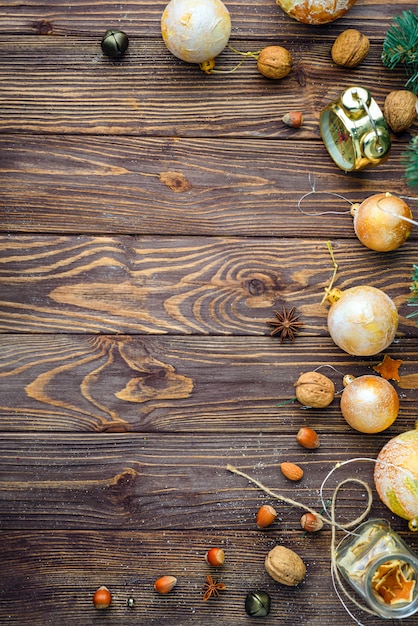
[{"left": 320, "top": 86, "right": 391, "bottom": 172}]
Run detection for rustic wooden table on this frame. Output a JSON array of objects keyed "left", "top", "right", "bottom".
[{"left": 1, "top": 1, "right": 417, "bottom": 624}]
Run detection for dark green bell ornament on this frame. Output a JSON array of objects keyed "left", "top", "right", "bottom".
[
  {"left": 101, "top": 29, "right": 129, "bottom": 58},
  {"left": 245, "top": 589, "right": 271, "bottom": 617}
]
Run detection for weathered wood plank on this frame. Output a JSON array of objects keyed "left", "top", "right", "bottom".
[
  {"left": 0, "top": 335, "right": 416, "bottom": 432},
  {"left": 0, "top": 433, "right": 416, "bottom": 531},
  {"left": 1, "top": 529, "right": 416, "bottom": 625},
  {"left": 0, "top": 35, "right": 416, "bottom": 136},
  {"left": 0, "top": 0, "right": 415, "bottom": 36},
  {"left": 0, "top": 236, "right": 416, "bottom": 335},
  {"left": 2, "top": 135, "right": 418, "bottom": 235},
  {"left": 1, "top": 3, "right": 418, "bottom": 626}
]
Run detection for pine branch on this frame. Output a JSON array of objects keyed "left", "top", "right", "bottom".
[
  {"left": 407, "top": 264, "right": 418, "bottom": 320},
  {"left": 382, "top": 10, "right": 418, "bottom": 94},
  {"left": 404, "top": 136, "right": 418, "bottom": 188}
]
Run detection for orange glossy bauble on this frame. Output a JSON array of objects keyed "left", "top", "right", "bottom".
[
  {"left": 352, "top": 193, "right": 412, "bottom": 252},
  {"left": 340, "top": 375, "right": 399, "bottom": 433},
  {"left": 276, "top": 0, "right": 357, "bottom": 24},
  {"left": 374, "top": 428, "right": 418, "bottom": 527}
]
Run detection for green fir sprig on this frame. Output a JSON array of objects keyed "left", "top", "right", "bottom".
[
  {"left": 382, "top": 10, "right": 418, "bottom": 94},
  {"left": 407, "top": 264, "right": 418, "bottom": 320},
  {"left": 404, "top": 135, "right": 418, "bottom": 188}
]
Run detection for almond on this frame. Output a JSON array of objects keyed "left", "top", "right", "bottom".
[{"left": 280, "top": 462, "right": 303, "bottom": 481}]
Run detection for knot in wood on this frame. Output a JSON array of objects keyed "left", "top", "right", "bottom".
[
  {"left": 159, "top": 171, "right": 192, "bottom": 192},
  {"left": 247, "top": 278, "right": 265, "bottom": 296},
  {"left": 36, "top": 20, "right": 54, "bottom": 35}
]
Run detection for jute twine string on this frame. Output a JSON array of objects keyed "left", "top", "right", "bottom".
[{"left": 226, "top": 459, "right": 403, "bottom": 624}]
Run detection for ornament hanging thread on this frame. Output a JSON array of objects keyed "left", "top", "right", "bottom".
[{"left": 226, "top": 457, "right": 418, "bottom": 625}]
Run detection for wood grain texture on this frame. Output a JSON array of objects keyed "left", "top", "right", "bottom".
[
  {"left": 0, "top": 236, "right": 417, "bottom": 334},
  {"left": 1, "top": 2, "right": 418, "bottom": 625},
  {"left": 1, "top": 432, "right": 417, "bottom": 531},
  {"left": 0, "top": 0, "right": 415, "bottom": 35},
  {"left": 0, "top": 35, "right": 417, "bottom": 136},
  {"left": 0, "top": 335, "right": 417, "bottom": 432},
  {"left": 2, "top": 135, "right": 418, "bottom": 235},
  {"left": 1, "top": 529, "right": 416, "bottom": 625}
]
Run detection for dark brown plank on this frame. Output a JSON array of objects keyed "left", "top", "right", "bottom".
[
  {"left": 0, "top": 34, "right": 416, "bottom": 136},
  {"left": 1, "top": 529, "right": 416, "bottom": 625},
  {"left": 2, "top": 135, "right": 418, "bottom": 235},
  {"left": 0, "top": 0, "right": 416, "bottom": 36},
  {"left": 0, "top": 236, "right": 416, "bottom": 335},
  {"left": 0, "top": 335, "right": 416, "bottom": 432},
  {"left": 1, "top": 432, "right": 417, "bottom": 531},
  {"left": 1, "top": 3, "right": 418, "bottom": 626}
]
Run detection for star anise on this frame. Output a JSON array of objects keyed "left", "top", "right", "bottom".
[
  {"left": 202, "top": 574, "right": 226, "bottom": 602},
  {"left": 268, "top": 305, "right": 303, "bottom": 342}
]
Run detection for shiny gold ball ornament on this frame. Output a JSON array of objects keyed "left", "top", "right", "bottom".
[
  {"left": 161, "top": 0, "right": 231, "bottom": 65},
  {"left": 275, "top": 0, "right": 357, "bottom": 24},
  {"left": 245, "top": 590, "right": 271, "bottom": 617},
  {"left": 374, "top": 428, "right": 418, "bottom": 529},
  {"left": 340, "top": 375, "right": 399, "bottom": 433},
  {"left": 326, "top": 286, "right": 398, "bottom": 356},
  {"left": 351, "top": 192, "right": 412, "bottom": 252},
  {"left": 101, "top": 29, "right": 129, "bottom": 58}
]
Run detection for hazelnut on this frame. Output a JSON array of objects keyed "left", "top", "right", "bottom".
[
  {"left": 265, "top": 545, "right": 306, "bottom": 586},
  {"left": 300, "top": 512, "right": 323, "bottom": 532},
  {"left": 154, "top": 575, "right": 177, "bottom": 594},
  {"left": 331, "top": 29, "right": 370, "bottom": 68},
  {"left": 296, "top": 426, "right": 320, "bottom": 449},
  {"left": 282, "top": 111, "right": 304, "bottom": 128},
  {"left": 93, "top": 586, "right": 112, "bottom": 609},
  {"left": 384, "top": 90, "right": 417, "bottom": 133},
  {"left": 257, "top": 46, "right": 292, "bottom": 79},
  {"left": 256, "top": 504, "right": 278, "bottom": 529},
  {"left": 205, "top": 547, "right": 225, "bottom": 566},
  {"left": 295, "top": 371, "right": 335, "bottom": 408}
]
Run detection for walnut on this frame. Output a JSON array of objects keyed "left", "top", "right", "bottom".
[
  {"left": 384, "top": 90, "right": 417, "bottom": 133},
  {"left": 331, "top": 29, "right": 370, "bottom": 68},
  {"left": 265, "top": 545, "right": 306, "bottom": 586},
  {"left": 257, "top": 46, "right": 292, "bottom": 79},
  {"left": 294, "top": 371, "right": 335, "bottom": 408}
]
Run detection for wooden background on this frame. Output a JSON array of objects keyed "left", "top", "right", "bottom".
[{"left": 1, "top": 1, "right": 418, "bottom": 624}]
